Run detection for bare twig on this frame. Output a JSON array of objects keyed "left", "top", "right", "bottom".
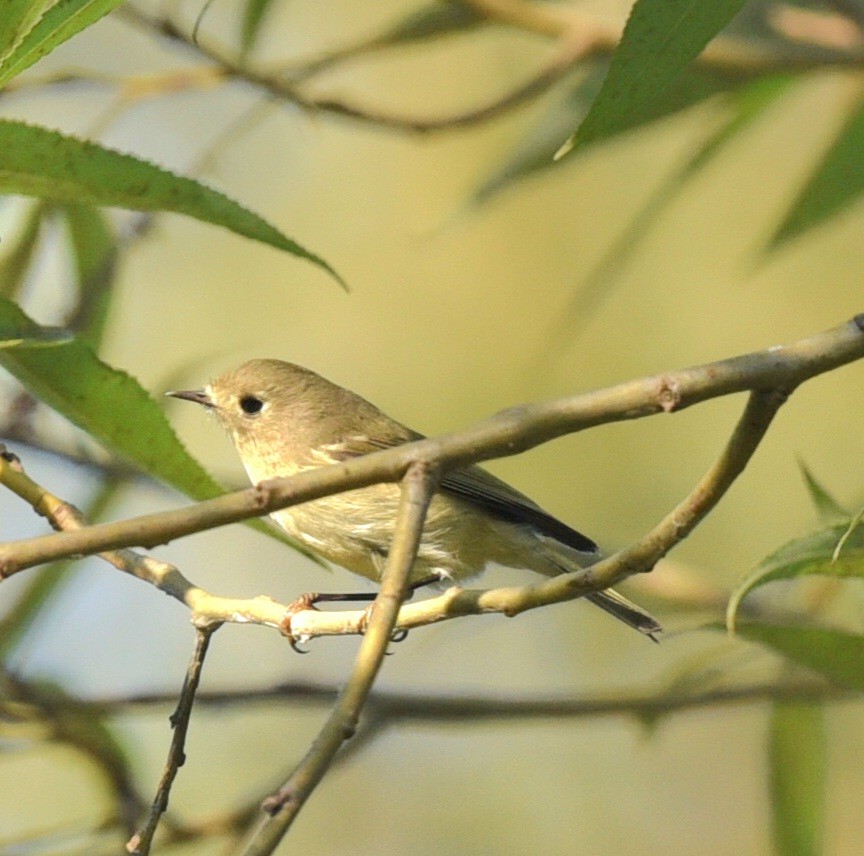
[
  {"left": 0, "top": 317, "right": 861, "bottom": 647},
  {"left": 239, "top": 462, "right": 438, "bottom": 855},
  {"left": 1, "top": 316, "right": 862, "bottom": 580},
  {"left": 114, "top": 5, "right": 864, "bottom": 135},
  {"left": 127, "top": 627, "right": 215, "bottom": 855},
  {"left": 77, "top": 675, "right": 857, "bottom": 722}
]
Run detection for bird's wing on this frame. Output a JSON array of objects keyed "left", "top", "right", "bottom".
[{"left": 326, "top": 433, "right": 598, "bottom": 555}]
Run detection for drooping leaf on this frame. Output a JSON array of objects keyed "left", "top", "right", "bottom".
[
  {"left": 376, "top": 1, "right": 482, "bottom": 46},
  {"left": 769, "top": 702, "right": 826, "bottom": 856},
  {"left": 727, "top": 521, "right": 864, "bottom": 631},
  {"left": 533, "top": 74, "right": 795, "bottom": 346},
  {"left": 556, "top": 0, "right": 749, "bottom": 157},
  {"left": 0, "top": 295, "right": 221, "bottom": 499},
  {"left": 0, "top": 121, "right": 342, "bottom": 285},
  {"left": 477, "top": 65, "right": 785, "bottom": 204},
  {"left": 770, "top": 97, "right": 864, "bottom": 247},
  {"left": 0, "top": 0, "right": 125, "bottom": 89},
  {"left": 737, "top": 623, "right": 864, "bottom": 690},
  {"left": 240, "top": 0, "right": 278, "bottom": 56},
  {"left": 0, "top": 201, "right": 47, "bottom": 299},
  {"left": 472, "top": 64, "right": 608, "bottom": 204},
  {"left": 60, "top": 202, "right": 117, "bottom": 350},
  {"left": 0, "top": 295, "right": 323, "bottom": 559}
]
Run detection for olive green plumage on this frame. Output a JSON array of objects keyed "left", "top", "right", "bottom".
[{"left": 171, "top": 359, "right": 660, "bottom": 638}]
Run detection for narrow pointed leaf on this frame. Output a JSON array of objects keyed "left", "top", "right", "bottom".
[
  {"left": 241, "top": 0, "right": 277, "bottom": 56},
  {"left": 377, "top": 1, "right": 482, "bottom": 45},
  {"left": 771, "top": 98, "right": 864, "bottom": 247},
  {"left": 0, "top": 201, "right": 46, "bottom": 299},
  {"left": 769, "top": 703, "right": 826, "bottom": 856},
  {"left": 0, "top": 296, "right": 323, "bottom": 558},
  {"left": 60, "top": 202, "right": 117, "bottom": 350},
  {"left": 532, "top": 74, "right": 795, "bottom": 345},
  {"left": 478, "top": 67, "right": 788, "bottom": 206},
  {"left": 737, "top": 623, "right": 864, "bottom": 690},
  {"left": 0, "top": 0, "right": 125, "bottom": 89},
  {"left": 0, "top": 0, "right": 54, "bottom": 68},
  {"left": 797, "top": 459, "right": 848, "bottom": 521},
  {"left": 293, "top": 3, "right": 483, "bottom": 79},
  {"left": 0, "top": 295, "right": 221, "bottom": 500},
  {"left": 556, "top": 0, "right": 748, "bottom": 157},
  {"left": 727, "top": 521, "right": 864, "bottom": 631},
  {"left": 0, "top": 121, "right": 342, "bottom": 285}
]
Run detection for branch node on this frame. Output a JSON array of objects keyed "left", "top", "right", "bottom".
[
  {"left": 252, "top": 480, "right": 273, "bottom": 510},
  {"left": 0, "top": 446, "right": 23, "bottom": 470},
  {"left": 655, "top": 375, "right": 682, "bottom": 412},
  {"left": 262, "top": 789, "right": 295, "bottom": 816}
]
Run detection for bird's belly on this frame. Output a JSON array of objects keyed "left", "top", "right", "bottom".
[{"left": 270, "top": 485, "right": 500, "bottom": 583}]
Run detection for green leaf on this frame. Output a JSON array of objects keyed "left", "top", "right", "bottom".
[
  {"left": 0, "top": 0, "right": 55, "bottom": 68},
  {"left": 531, "top": 74, "right": 794, "bottom": 346},
  {"left": 472, "top": 64, "right": 608, "bottom": 204},
  {"left": 769, "top": 702, "right": 826, "bottom": 856},
  {"left": 0, "top": 0, "right": 125, "bottom": 89},
  {"left": 0, "top": 120, "right": 342, "bottom": 285},
  {"left": 556, "top": 0, "right": 749, "bottom": 157},
  {"left": 376, "top": 1, "right": 482, "bottom": 45},
  {"left": 0, "top": 295, "right": 221, "bottom": 500},
  {"left": 726, "top": 521, "right": 864, "bottom": 632},
  {"left": 834, "top": 506, "right": 864, "bottom": 564},
  {"left": 797, "top": 458, "right": 848, "bottom": 521},
  {"left": 477, "top": 64, "right": 782, "bottom": 204},
  {"left": 771, "top": 97, "right": 864, "bottom": 247},
  {"left": 737, "top": 623, "right": 864, "bottom": 690},
  {"left": 240, "top": 0, "right": 278, "bottom": 56},
  {"left": 0, "top": 201, "right": 46, "bottom": 299},
  {"left": 292, "top": 3, "right": 484, "bottom": 80},
  {"left": 60, "top": 202, "right": 117, "bottom": 350},
  {"left": 0, "top": 295, "right": 324, "bottom": 560}
]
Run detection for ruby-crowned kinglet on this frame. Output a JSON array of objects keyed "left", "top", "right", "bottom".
[{"left": 169, "top": 360, "right": 660, "bottom": 638}]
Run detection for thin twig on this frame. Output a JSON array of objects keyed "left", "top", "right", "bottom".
[
  {"left": 115, "top": 5, "right": 864, "bottom": 135},
  {"left": 76, "top": 676, "right": 857, "bottom": 722},
  {"left": 238, "top": 462, "right": 438, "bottom": 855},
  {"left": 127, "top": 627, "right": 216, "bottom": 855},
  {"left": 1, "top": 315, "right": 862, "bottom": 579},
  {"left": 282, "top": 388, "right": 786, "bottom": 639}
]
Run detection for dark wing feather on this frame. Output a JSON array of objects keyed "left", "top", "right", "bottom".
[{"left": 331, "top": 433, "right": 598, "bottom": 555}]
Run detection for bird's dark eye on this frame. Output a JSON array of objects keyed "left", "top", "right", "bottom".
[{"left": 239, "top": 395, "right": 264, "bottom": 415}]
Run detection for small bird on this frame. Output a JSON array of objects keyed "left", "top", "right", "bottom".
[{"left": 169, "top": 360, "right": 660, "bottom": 638}]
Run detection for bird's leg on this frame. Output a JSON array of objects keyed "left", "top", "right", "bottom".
[
  {"left": 356, "top": 574, "right": 441, "bottom": 640},
  {"left": 279, "top": 576, "right": 440, "bottom": 650}
]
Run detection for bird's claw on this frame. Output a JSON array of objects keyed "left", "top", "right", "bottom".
[
  {"left": 279, "top": 591, "right": 321, "bottom": 654},
  {"left": 357, "top": 602, "right": 409, "bottom": 651}
]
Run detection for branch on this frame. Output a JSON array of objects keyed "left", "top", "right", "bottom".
[
  {"left": 238, "top": 462, "right": 438, "bottom": 855},
  {"left": 78, "top": 676, "right": 858, "bottom": 722},
  {"left": 127, "top": 627, "right": 215, "bottom": 855},
  {"left": 114, "top": 5, "right": 864, "bottom": 135},
  {"left": 1, "top": 315, "right": 862, "bottom": 578},
  {"left": 274, "top": 387, "right": 784, "bottom": 640}
]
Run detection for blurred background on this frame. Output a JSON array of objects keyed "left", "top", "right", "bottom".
[{"left": 1, "top": 1, "right": 864, "bottom": 853}]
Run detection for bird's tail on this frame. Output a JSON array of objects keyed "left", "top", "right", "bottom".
[
  {"left": 534, "top": 535, "right": 661, "bottom": 640},
  {"left": 585, "top": 589, "right": 662, "bottom": 641}
]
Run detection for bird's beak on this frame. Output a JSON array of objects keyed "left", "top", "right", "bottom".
[{"left": 166, "top": 388, "right": 215, "bottom": 409}]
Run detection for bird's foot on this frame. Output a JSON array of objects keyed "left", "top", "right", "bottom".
[{"left": 279, "top": 591, "right": 322, "bottom": 653}]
